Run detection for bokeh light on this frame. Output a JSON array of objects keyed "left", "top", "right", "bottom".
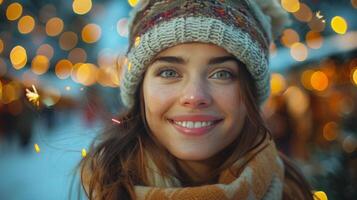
[
  {"left": 59, "top": 31, "right": 78, "bottom": 51},
  {"left": 1, "top": 81, "right": 21, "bottom": 104},
  {"left": 281, "top": 0, "right": 300, "bottom": 13},
  {"left": 342, "top": 135, "right": 357, "bottom": 153},
  {"left": 37, "top": 44, "right": 54, "bottom": 60},
  {"left": 310, "top": 71, "right": 329, "bottom": 91},
  {"left": 18, "top": 15, "right": 36, "bottom": 34},
  {"left": 72, "top": 0, "right": 92, "bottom": 15},
  {"left": 301, "top": 70, "right": 314, "bottom": 90},
  {"left": 323, "top": 122, "right": 339, "bottom": 141},
  {"left": 128, "top": 0, "right": 139, "bottom": 7},
  {"left": 0, "top": 80, "right": 2, "bottom": 100},
  {"left": 82, "top": 24, "right": 102, "bottom": 43},
  {"left": 270, "top": 73, "right": 287, "bottom": 95},
  {"left": 10, "top": 45, "right": 27, "bottom": 70},
  {"left": 0, "top": 38, "right": 4, "bottom": 54},
  {"left": 55, "top": 59, "right": 73, "bottom": 79},
  {"left": 6, "top": 2, "right": 23, "bottom": 21},
  {"left": 117, "top": 18, "right": 129, "bottom": 37},
  {"left": 280, "top": 29, "right": 300, "bottom": 48},
  {"left": 290, "top": 42, "right": 308, "bottom": 61},
  {"left": 306, "top": 31, "right": 324, "bottom": 49},
  {"left": 284, "top": 86, "right": 310, "bottom": 117},
  {"left": 76, "top": 63, "right": 98, "bottom": 86},
  {"left": 331, "top": 16, "right": 348, "bottom": 35},
  {"left": 46, "top": 17, "right": 64, "bottom": 36},
  {"left": 352, "top": 68, "right": 357, "bottom": 86},
  {"left": 68, "top": 48, "right": 87, "bottom": 64},
  {"left": 352, "top": 0, "right": 357, "bottom": 8},
  {"left": 134, "top": 36, "right": 141, "bottom": 47},
  {"left": 293, "top": 3, "right": 312, "bottom": 22},
  {"left": 313, "top": 191, "right": 328, "bottom": 200},
  {"left": 31, "top": 55, "right": 50, "bottom": 75}
]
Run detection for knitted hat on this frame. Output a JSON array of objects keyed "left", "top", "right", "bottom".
[{"left": 120, "top": 0, "right": 290, "bottom": 110}]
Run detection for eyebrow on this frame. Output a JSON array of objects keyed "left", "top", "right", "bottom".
[{"left": 150, "top": 55, "right": 241, "bottom": 65}]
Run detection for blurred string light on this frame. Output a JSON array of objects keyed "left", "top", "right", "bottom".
[
  {"left": 31, "top": 55, "right": 50, "bottom": 75},
  {"left": 290, "top": 42, "right": 308, "bottom": 61},
  {"left": 310, "top": 71, "right": 329, "bottom": 91},
  {"left": 128, "top": 0, "right": 139, "bottom": 7},
  {"left": 323, "top": 121, "right": 339, "bottom": 141},
  {"left": 0, "top": 38, "right": 4, "bottom": 54},
  {"left": 6, "top": 2, "right": 23, "bottom": 21},
  {"left": 55, "top": 59, "right": 73, "bottom": 79},
  {"left": 313, "top": 191, "right": 328, "bottom": 200},
  {"left": 59, "top": 31, "right": 78, "bottom": 51},
  {"left": 72, "top": 0, "right": 93, "bottom": 15},
  {"left": 331, "top": 16, "right": 348, "bottom": 35},
  {"left": 281, "top": 0, "right": 300, "bottom": 13},
  {"left": 26, "top": 85, "right": 40, "bottom": 107},
  {"left": 68, "top": 48, "right": 87, "bottom": 64},
  {"left": 10, "top": 45, "right": 27, "bottom": 70},
  {"left": 37, "top": 44, "right": 54, "bottom": 60},
  {"left": 292, "top": 3, "right": 312, "bottom": 22},
  {"left": 82, "top": 24, "right": 102, "bottom": 43},
  {"left": 18, "top": 15, "right": 35, "bottom": 34},
  {"left": 270, "top": 73, "right": 287, "bottom": 95},
  {"left": 280, "top": 28, "right": 299, "bottom": 48},
  {"left": 45, "top": 17, "right": 64, "bottom": 37},
  {"left": 306, "top": 31, "right": 323, "bottom": 49},
  {"left": 117, "top": 18, "right": 129, "bottom": 37},
  {"left": 34, "top": 143, "right": 41, "bottom": 153}
]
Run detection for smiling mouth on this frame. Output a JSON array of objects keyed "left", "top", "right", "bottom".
[{"left": 167, "top": 119, "right": 222, "bottom": 129}]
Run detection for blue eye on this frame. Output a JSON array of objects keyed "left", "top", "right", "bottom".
[
  {"left": 159, "top": 69, "right": 179, "bottom": 78},
  {"left": 211, "top": 70, "right": 233, "bottom": 80}
]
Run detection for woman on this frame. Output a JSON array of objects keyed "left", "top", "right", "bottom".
[{"left": 80, "top": 0, "right": 315, "bottom": 199}]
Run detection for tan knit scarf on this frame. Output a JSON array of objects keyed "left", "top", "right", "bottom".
[{"left": 134, "top": 138, "right": 284, "bottom": 200}]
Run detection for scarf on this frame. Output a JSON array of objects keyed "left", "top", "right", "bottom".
[{"left": 134, "top": 137, "right": 284, "bottom": 200}]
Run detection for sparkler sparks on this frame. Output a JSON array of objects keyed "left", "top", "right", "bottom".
[
  {"left": 316, "top": 11, "right": 326, "bottom": 23},
  {"left": 26, "top": 85, "right": 40, "bottom": 107}
]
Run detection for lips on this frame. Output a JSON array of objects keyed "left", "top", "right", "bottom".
[{"left": 167, "top": 115, "right": 223, "bottom": 136}]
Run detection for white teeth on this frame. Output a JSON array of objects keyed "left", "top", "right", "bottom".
[{"left": 173, "top": 121, "right": 215, "bottom": 128}]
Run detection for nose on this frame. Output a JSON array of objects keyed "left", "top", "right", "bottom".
[{"left": 179, "top": 79, "right": 212, "bottom": 109}]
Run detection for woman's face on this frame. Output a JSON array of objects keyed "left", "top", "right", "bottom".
[{"left": 143, "top": 43, "right": 247, "bottom": 161}]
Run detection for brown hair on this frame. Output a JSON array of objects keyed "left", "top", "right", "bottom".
[{"left": 79, "top": 60, "right": 315, "bottom": 200}]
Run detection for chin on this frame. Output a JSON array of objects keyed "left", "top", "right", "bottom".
[{"left": 171, "top": 148, "right": 214, "bottom": 161}]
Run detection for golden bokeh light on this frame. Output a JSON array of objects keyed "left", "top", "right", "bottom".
[
  {"left": 117, "top": 18, "right": 129, "bottom": 37},
  {"left": 37, "top": 44, "right": 54, "bottom": 60},
  {"left": 82, "top": 23, "right": 102, "bottom": 43},
  {"left": 68, "top": 48, "right": 87, "bottom": 64},
  {"left": 280, "top": 29, "right": 300, "bottom": 48},
  {"left": 352, "top": 0, "right": 357, "bottom": 8},
  {"left": 290, "top": 42, "right": 308, "bottom": 61},
  {"left": 34, "top": 143, "right": 40, "bottom": 153},
  {"left": 281, "top": 0, "right": 300, "bottom": 13},
  {"left": 270, "top": 73, "right": 287, "bottom": 95},
  {"left": 306, "top": 31, "right": 324, "bottom": 49},
  {"left": 313, "top": 191, "right": 328, "bottom": 200},
  {"left": 1, "top": 82, "right": 21, "bottom": 104},
  {"left": 0, "top": 38, "right": 4, "bottom": 54},
  {"left": 284, "top": 86, "right": 309, "bottom": 117},
  {"left": 18, "top": 15, "right": 35, "bottom": 34},
  {"left": 323, "top": 122, "right": 338, "bottom": 141},
  {"left": 76, "top": 63, "right": 98, "bottom": 86},
  {"left": 134, "top": 36, "right": 141, "bottom": 47},
  {"left": 46, "top": 17, "right": 64, "bottom": 36},
  {"left": 310, "top": 71, "right": 329, "bottom": 91},
  {"left": 72, "top": 0, "right": 92, "bottom": 15},
  {"left": 55, "top": 59, "right": 73, "bottom": 79},
  {"left": 10, "top": 45, "right": 27, "bottom": 70},
  {"left": 0, "top": 0, "right": 3, "bottom": 5},
  {"left": 6, "top": 2, "right": 23, "bottom": 21},
  {"left": 0, "top": 58, "right": 7, "bottom": 76},
  {"left": 31, "top": 55, "right": 50, "bottom": 75},
  {"left": 293, "top": 3, "right": 312, "bottom": 22},
  {"left": 352, "top": 68, "right": 357, "bottom": 86},
  {"left": 331, "top": 16, "right": 348, "bottom": 35},
  {"left": 82, "top": 148, "right": 87, "bottom": 157},
  {"left": 301, "top": 70, "right": 314, "bottom": 90},
  {"left": 59, "top": 31, "right": 78, "bottom": 51},
  {"left": 128, "top": 0, "right": 139, "bottom": 7}
]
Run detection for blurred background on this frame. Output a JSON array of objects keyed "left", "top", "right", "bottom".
[{"left": 0, "top": 0, "right": 356, "bottom": 199}]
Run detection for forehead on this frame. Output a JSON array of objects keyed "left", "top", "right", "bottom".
[{"left": 155, "top": 42, "right": 231, "bottom": 57}]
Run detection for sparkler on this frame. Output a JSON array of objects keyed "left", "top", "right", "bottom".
[{"left": 26, "top": 85, "right": 40, "bottom": 107}]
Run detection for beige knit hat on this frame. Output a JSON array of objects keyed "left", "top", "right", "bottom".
[{"left": 120, "top": 0, "right": 291, "bottom": 110}]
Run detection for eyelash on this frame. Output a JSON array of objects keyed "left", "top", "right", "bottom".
[{"left": 156, "top": 67, "right": 235, "bottom": 80}]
